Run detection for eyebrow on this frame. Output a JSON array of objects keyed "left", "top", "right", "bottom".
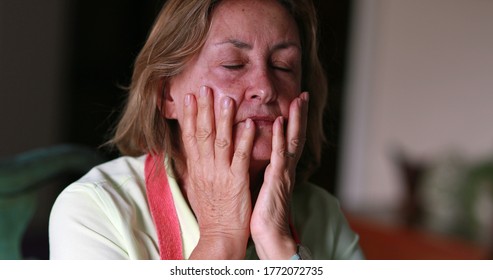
[
  {"left": 215, "top": 39, "right": 300, "bottom": 52},
  {"left": 216, "top": 39, "right": 252, "bottom": 49}
]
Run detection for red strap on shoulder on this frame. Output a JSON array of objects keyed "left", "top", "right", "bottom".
[{"left": 144, "top": 154, "right": 183, "bottom": 260}]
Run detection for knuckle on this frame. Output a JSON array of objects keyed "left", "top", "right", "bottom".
[
  {"left": 195, "top": 128, "right": 212, "bottom": 141},
  {"left": 289, "top": 137, "right": 306, "bottom": 155},
  {"left": 214, "top": 138, "right": 230, "bottom": 149},
  {"left": 233, "top": 149, "right": 249, "bottom": 160},
  {"left": 290, "top": 137, "right": 305, "bottom": 148},
  {"left": 277, "top": 148, "right": 287, "bottom": 157},
  {"left": 183, "top": 133, "right": 195, "bottom": 144},
  {"left": 285, "top": 152, "right": 296, "bottom": 159},
  {"left": 278, "top": 147, "right": 296, "bottom": 159},
  {"left": 198, "top": 99, "right": 208, "bottom": 108},
  {"left": 198, "top": 102, "right": 210, "bottom": 111}
]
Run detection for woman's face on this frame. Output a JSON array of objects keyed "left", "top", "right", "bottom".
[{"left": 166, "top": 0, "right": 302, "bottom": 169}]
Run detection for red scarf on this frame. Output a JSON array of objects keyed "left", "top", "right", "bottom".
[{"left": 144, "top": 154, "right": 300, "bottom": 260}]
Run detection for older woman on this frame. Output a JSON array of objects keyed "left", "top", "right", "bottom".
[{"left": 49, "top": 0, "right": 363, "bottom": 260}]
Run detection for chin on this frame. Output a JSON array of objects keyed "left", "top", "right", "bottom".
[
  {"left": 248, "top": 137, "right": 272, "bottom": 171},
  {"left": 251, "top": 140, "right": 271, "bottom": 160},
  {"left": 233, "top": 124, "right": 273, "bottom": 170}
]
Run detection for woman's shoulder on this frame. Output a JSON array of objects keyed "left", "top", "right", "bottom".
[
  {"left": 291, "top": 181, "right": 345, "bottom": 236},
  {"left": 291, "top": 181, "right": 364, "bottom": 259},
  {"left": 53, "top": 155, "right": 149, "bottom": 214},
  {"left": 49, "top": 155, "right": 158, "bottom": 259},
  {"left": 76, "top": 155, "right": 146, "bottom": 186},
  {"left": 62, "top": 155, "right": 146, "bottom": 195},
  {"left": 292, "top": 181, "right": 341, "bottom": 212}
]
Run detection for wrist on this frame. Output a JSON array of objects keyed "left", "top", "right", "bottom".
[
  {"left": 190, "top": 232, "right": 248, "bottom": 260},
  {"left": 252, "top": 233, "right": 297, "bottom": 260}
]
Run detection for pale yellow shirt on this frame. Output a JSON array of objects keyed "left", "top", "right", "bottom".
[{"left": 49, "top": 156, "right": 363, "bottom": 259}]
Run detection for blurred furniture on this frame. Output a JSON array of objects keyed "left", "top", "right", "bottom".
[
  {"left": 346, "top": 213, "right": 489, "bottom": 259},
  {"left": 347, "top": 150, "right": 493, "bottom": 259},
  {"left": 0, "top": 145, "right": 105, "bottom": 259},
  {"left": 398, "top": 151, "right": 493, "bottom": 248}
]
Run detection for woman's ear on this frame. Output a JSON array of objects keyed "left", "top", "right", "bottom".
[{"left": 158, "top": 80, "right": 177, "bottom": 119}]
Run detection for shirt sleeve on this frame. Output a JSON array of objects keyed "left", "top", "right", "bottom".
[
  {"left": 292, "top": 183, "right": 365, "bottom": 260},
  {"left": 49, "top": 183, "right": 129, "bottom": 259}
]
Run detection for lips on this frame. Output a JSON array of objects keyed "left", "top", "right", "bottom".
[
  {"left": 234, "top": 115, "right": 277, "bottom": 127},
  {"left": 251, "top": 117, "right": 275, "bottom": 127}
]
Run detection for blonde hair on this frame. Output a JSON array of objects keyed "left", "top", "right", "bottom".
[{"left": 111, "top": 0, "right": 328, "bottom": 181}]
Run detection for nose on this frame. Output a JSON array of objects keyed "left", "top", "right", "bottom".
[{"left": 245, "top": 66, "right": 277, "bottom": 104}]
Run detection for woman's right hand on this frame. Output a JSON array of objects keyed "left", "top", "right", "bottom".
[{"left": 181, "top": 86, "right": 255, "bottom": 259}]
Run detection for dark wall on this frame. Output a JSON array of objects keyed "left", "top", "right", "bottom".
[
  {"left": 66, "top": 0, "right": 165, "bottom": 158},
  {"left": 311, "top": 0, "right": 352, "bottom": 194}
]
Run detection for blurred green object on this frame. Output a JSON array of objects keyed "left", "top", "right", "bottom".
[
  {"left": 459, "top": 159, "right": 493, "bottom": 242},
  {"left": 419, "top": 155, "right": 493, "bottom": 244},
  {"left": 0, "top": 145, "right": 105, "bottom": 259}
]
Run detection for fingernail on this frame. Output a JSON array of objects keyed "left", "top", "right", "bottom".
[
  {"left": 199, "top": 85, "right": 207, "bottom": 98},
  {"left": 298, "top": 92, "right": 309, "bottom": 107},
  {"left": 246, "top": 118, "right": 252, "bottom": 128},
  {"left": 185, "top": 94, "right": 191, "bottom": 106},
  {"left": 222, "top": 96, "right": 231, "bottom": 109},
  {"left": 278, "top": 116, "right": 284, "bottom": 127}
]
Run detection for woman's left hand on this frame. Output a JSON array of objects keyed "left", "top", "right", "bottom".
[{"left": 250, "top": 92, "right": 309, "bottom": 259}]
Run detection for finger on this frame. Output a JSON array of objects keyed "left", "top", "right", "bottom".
[
  {"left": 196, "top": 86, "right": 216, "bottom": 159},
  {"left": 231, "top": 118, "right": 255, "bottom": 175},
  {"left": 286, "top": 92, "right": 309, "bottom": 164},
  {"left": 269, "top": 116, "right": 287, "bottom": 171},
  {"left": 181, "top": 93, "right": 199, "bottom": 162},
  {"left": 215, "top": 96, "right": 235, "bottom": 167}
]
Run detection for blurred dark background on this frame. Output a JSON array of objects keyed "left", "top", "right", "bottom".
[{"left": 0, "top": 0, "right": 352, "bottom": 259}]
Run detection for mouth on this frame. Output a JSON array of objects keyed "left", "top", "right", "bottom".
[
  {"left": 235, "top": 116, "right": 277, "bottom": 128},
  {"left": 251, "top": 117, "right": 275, "bottom": 127}
]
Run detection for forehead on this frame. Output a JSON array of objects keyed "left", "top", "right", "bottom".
[{"left": 208, "top": 0, "right": 300, "bottom": 46}]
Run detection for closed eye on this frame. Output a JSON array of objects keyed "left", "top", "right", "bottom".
[
  {"left": 270, "top": 59, "right": 293, "bottom": 72},
  {"left": 222, "top": 64, "right": 244, "bottom": 70},
  {"left": 272, "top": 65, "right": 292, "bottom": 72}
]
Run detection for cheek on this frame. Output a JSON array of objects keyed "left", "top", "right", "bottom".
[
  {"left": 277, "top": 86, "right": 299, "bottom": 116},
  {"left": 207, "top": 69, "right": 244, "bottom": 111}
]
